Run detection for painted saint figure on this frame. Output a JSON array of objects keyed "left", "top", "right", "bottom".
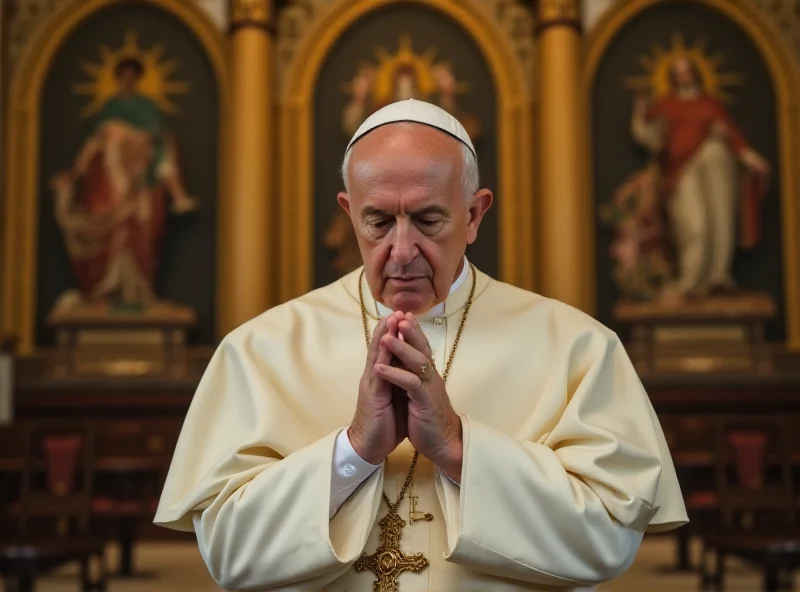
[
  {"left": 50, "top": 57, "right": 197, "bottom": 308},
  {"left": 631, "top": 56, "right": 770, "bottom": 302}
]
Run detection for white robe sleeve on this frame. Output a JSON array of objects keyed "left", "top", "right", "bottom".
[
  {"left": 153, "top": 335, "right": 384, "bottom": 591},
  {"left": 436, "top": 332, "right": 687, "bottom": 587}
]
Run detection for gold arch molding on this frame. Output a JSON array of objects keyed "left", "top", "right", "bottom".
[
  {"left": 1, "top": 0, "right": 229, "bottom": 354},
  {"left": 583, "top": 0, "right": 800, "bottom": 349},
  {"left": 277, "top": 0, "right": 535, "bottom": 304}
]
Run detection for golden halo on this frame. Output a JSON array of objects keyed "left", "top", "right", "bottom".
[
  {"left": 72, "top": 30, "right": 190, "bottom": 118},
  {"left": 626, "top": 32, "right": 744, "bottom": 101},
  {"left": 371, "top": 35, "right": 438, "bottom": 105}
]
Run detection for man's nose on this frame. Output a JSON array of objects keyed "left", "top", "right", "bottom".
[{"left": 390, "top": 219, "right": 419, "bottom": 266}]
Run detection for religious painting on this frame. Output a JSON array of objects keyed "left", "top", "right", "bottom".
[
  {"left": 340, "top": 34, "right": 481, "bottom": 140},
  {"left": 50, "top": 30, "right": 198, "bottom": 309},
  {"left": 36, "top": 2, "right": 220, "bottom": 344},
  {"left": 601, "top": 32, "right": 770, "bottom": 304},
  {"left": 314, "top": 4, "right": 497, "bottom": 288},
  {"left": 591, "top": 2, "right": 784, "bottom": 340}
]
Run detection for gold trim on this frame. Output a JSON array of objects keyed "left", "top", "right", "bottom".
[
  {"left": 1, "top": 0, "right": 230, "bottom": 354},
  {"left": 231, "top": 0, "right": 270, "bottom": 24},
  {"left": 218, "top": 25, "right": 273, "bottom": 334},
  {"left": 536, "top": 0, "right": 581, "bottom": 23},
  {"left": 277, "top": 0, "right": 534, "bottom": 303},
  {"left": 583, "top": 0, "right": 800, "bottom": 349}
]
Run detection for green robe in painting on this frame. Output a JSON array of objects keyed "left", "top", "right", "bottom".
[{"left": 93, "top": 93, "right": 168, "bottom": 184}]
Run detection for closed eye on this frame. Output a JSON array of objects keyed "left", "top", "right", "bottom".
[
  {"left": 416, "top": 218, "right": 445, "bottom": 234},
  {"left": 364, "top": 217, "right": 394, "bottom": 235},
  {"left": 372, "top": 219, "right": 392, "bottom": 229}
]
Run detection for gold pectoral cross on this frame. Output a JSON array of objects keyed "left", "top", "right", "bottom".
[
  {"left": 354, "top": 512, "right": 429, "bottom": 592},
  {"left": 409, "top": 495, "right": 434, "bottom": 523}
]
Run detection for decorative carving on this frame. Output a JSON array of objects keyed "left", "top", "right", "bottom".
[
  {"left": 750, "top": 0, "right": 800, "bottom": 58},
  {"left": 485, "top": 0, "right": 536, "bottom": 88},
  {"left": 277, "top": 0, "right": 535, "bottom": 90},
  {"left": 7, "top": 0, "right": 241, "bottom": 72},
  {"left": 535, "top": 0, "right": 580, "bottom": 24},
  {"left": 276, "top": 0, "right": 318, "bottom": 86},
  {"left": 231, "top": 0, "right": 270, "bottom": 24},
  {"left": 8, "top": 0, "right": 71, "bottom": 72}
]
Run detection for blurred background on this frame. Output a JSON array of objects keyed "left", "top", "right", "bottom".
[{"left": 1, "top": 0, "right": 800, "bottom": 589}]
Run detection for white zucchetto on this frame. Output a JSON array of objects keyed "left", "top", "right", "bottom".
[{"left": 345, "top": 98, "right": 476, "bottom": 156}]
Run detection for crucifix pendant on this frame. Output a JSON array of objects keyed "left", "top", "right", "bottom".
[{"left": 354, "top": 511, "right": 429, "bottom": 592}]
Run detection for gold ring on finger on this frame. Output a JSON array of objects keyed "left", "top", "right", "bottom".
[{"left": 419, "top": 361, "right": 434, "bottom": 382}]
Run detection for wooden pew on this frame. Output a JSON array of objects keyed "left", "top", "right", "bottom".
[
  {"left": 0, "top": 418, "right": 183, "bottom": 577},
  {"left": 642, "top": 365, "right": 800, "bottom": 572}
]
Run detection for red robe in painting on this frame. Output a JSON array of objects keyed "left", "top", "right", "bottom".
[
  {"left": 645, "top": 94, "right": 767, "bottom": 249},
  {"left": 52, "top": 120, "right": 169, "bottom": 302},
  {"left": 70, "top": 143, "right": 167, "bottom": 296}
]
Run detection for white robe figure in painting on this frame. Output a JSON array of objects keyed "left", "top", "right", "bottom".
[
  {"left": 632, "top": 57, "right": 770, "bottom": 303},
  {"left": 155, "top": 99, "right": 688, "bottom": 591}
]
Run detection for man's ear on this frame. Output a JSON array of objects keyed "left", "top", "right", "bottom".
[
  {"left": 337, "top": 192, "right": 352, "bottom": 217},
  {"left": 466, "top": 189, "right": 493, "bottom": 245}
]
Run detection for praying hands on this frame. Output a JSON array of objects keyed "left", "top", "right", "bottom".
[{"left": 348, "top": 311, "right": 464, "bottom": 482}]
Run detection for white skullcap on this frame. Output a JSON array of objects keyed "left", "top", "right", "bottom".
[{"left": 345, "top": 99, "right": 476, "bottom": 156}]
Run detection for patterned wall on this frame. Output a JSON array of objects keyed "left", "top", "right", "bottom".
[
  {"left": 582, "top": 0, "right": 617, "bottom": 31},
  {"left": 6, "top": 0, "right": 226, "bottom": 73}
]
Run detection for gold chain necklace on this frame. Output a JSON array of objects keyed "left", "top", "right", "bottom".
[{"left": 354, "top": 264, "right": 476, "bottom": 592}]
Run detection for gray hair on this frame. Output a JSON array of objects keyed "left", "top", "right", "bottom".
[{"left": 341, "top": 142, "right": 480, "bottom": 200}]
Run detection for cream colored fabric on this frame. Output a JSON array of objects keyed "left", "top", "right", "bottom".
[{"left": 154, "top": 266, "right": 687, "bottom": 591}]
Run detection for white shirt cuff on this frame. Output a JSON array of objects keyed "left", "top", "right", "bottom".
[{"left": 329, "top": 427, "right": 382, "bottom": 518}]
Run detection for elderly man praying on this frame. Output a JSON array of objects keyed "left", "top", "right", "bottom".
[{"left": 155, "top": 99, "right": 687, "bottom": 592}]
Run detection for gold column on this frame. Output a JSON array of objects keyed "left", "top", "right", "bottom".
[
  {"left": 221, "top": 0, "right": 275, "bottom": 335},
  {"left": 535, "top": 0, "right": 590, "bottom": 311}
]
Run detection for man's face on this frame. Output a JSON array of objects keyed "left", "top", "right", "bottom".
[
  {"left": 337, "top": 123, "right": 492, "bottom": 313},
  {"left": 671, "top": 58, "right": 697, "bottom": 90}
]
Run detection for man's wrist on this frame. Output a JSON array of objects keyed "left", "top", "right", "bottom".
[
  {"left": 431, "top": 418, "right": 463, "bottom": 484},
  {"left": 346, "top": 425, "right": 384, "bottom": 465},
  {"left": 436, "top": 435, "right": 463, "bottom": 484}
]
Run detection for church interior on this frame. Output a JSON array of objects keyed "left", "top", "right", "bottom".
[{"left": 1, "top": 0, "right": 800, "bottom": 589}]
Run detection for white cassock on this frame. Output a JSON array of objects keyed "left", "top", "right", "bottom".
[{"left": 154, "top": 262, "right": 688, "bottom": 591}]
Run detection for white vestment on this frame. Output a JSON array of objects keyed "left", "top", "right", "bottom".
[{"left": 154, "top": 265, "right": 688, "bottom": 591}]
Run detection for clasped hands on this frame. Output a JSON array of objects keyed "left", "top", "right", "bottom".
[{"left": 348, "top": 311, "right": 463, "bottom": 483}]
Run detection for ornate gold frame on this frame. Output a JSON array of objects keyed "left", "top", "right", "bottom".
[
  {"left": 583, "top": 0, "right": 800, "bottom": 349},
  {"left": 277, "top": 0, "right": 534, "bottom": 303},
  {"left": 1, "top": 0, "right": 229, "bottom": 354}
]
